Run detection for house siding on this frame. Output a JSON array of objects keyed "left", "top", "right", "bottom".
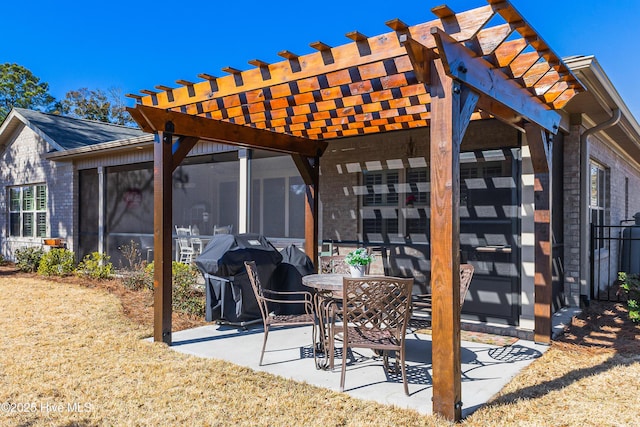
[
  {"left": 0, "top": 124, "right": 75, "bottom": 259},
  {"left": 74, "top": 141, "right": 235, "bottom": 170}
]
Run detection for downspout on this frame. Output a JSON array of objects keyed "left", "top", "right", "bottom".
[{"left": 579, "top": 108, "right": 621, "bottom": 305}]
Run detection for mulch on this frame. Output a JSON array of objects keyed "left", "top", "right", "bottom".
[{"left": 554, "top": 300, "right": 640, "bottom": 353}]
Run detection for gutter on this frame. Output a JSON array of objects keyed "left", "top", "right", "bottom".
[{"left": 579, "top": 108, "right": 622, "bottom": 305}]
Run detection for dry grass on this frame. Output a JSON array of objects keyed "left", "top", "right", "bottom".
[
  {"left": 0, "top": 271, "right": 448, "bottom": 426},
  {"left": 463, "top": 300, "right": 640, "bottom": 427},
  {"left": 463, "top": 343, "right": 640, "bottom": 427},
  {"left": 0, "top": 266, "right": 638, "bottom": 426}
]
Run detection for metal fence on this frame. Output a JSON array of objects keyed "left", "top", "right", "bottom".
[{"left": 590, "top": 222, "right": 640, "bottom": 301}]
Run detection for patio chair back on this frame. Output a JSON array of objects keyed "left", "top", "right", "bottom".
[
  {"left": 244, "top": 261, "right": 316, "bottom": 365},
  {"left": 175, "top": 226, "right": 195, "bottom": 264},
  {"left": 411, "top": 263, "right": 475, "bottom": 320},
  {"left": 339, "top": 275, "right": 414, "bottom": 395}
]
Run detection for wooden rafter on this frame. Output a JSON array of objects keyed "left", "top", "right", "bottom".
[{"left": 130, "top": 4, "right": 582, "bottom": 143}]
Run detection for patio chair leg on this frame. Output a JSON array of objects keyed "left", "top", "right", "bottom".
[
  {"left": 259, "top": 327, "right": 269, "bottom": 366},
  {"left": 401, "top": 348, "right": 408, "bottom": 396},
  {"left": 311, "top": 322, "right": 317, "bottom": 364},
  {"left": 340, "top": 351, "right": 347, "bottom": 392},
  {"left": 329, "top": 326, "right": 336, "bottom": 370}
]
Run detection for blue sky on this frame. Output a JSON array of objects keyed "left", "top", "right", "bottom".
[{"left": 3, "top": 0, "right": 639, "bottom": 120}]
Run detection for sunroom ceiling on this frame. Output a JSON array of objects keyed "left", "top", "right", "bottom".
[{"left": 128, "top": 0, "right": 584, "bottom": 141}]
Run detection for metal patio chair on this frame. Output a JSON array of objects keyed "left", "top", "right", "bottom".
[
  {"left": 411, "top": 263, "right": 475, "bottom": 323},
  {"left": 244, "top": 261, "right": 317, "bottom": 366},
  {"left": 331, "top": 275, "right": 414, "bottom": 395}
]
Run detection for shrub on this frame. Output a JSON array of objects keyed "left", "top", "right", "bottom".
[
  {"left": 145, "top": 261, "right": 205, "bottom": 317},
  {"left": 118, "top": 240, "right": 142, "bottom": 270},
  {"left": 618, "top": 272, "right": 640, "bottom": 322},
  {"left": 118, "top": 241, "right": 153, "bottom": 291},
  {"left": 172, "top": 262, "right": 205, "bottom": 317},
  {"left": 15, "top": 246, "right": 44, "bottom": 272},
  {"left": 38, "top": 248, "right": 75, "bottom": 277},
  {"left": 121, "top": 268, "right": 153, "bottom": 291},
  {"left": 77, "top": 252, "right": 114, "bottom": 279}
]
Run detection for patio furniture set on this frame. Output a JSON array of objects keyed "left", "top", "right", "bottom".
[{"left": 244, "top": 256, "right": 474, "bottom": 395}]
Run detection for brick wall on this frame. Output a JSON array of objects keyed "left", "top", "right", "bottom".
[
  {"left": 319, "top": 120, "right": 519, "bottom": 242},
  {"left": 562, "top": 124, "right": 583, "bottom": 306},
  {"left": 590, "top": 136, "right": 640, "bottom": 224},
  {"left": 562, "top": 124, "right": 640, "bottom": 306}
]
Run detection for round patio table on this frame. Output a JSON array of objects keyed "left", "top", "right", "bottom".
[
  {"left": 302, "top": 273, "right": 344, "bottom": 293},
  {"left": 302, "top": 274, "right": 346, "bottom": 369}
]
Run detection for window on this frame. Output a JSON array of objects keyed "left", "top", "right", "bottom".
[
  {"left": 9, "top": 184, "right": 47, "bottom": 237},
  {"left": 361, "top": 167, "right": 428, "bottom": 243},
  {"left": 590, "top": 161, "right": 609, "bottom": 250},
  {"left": 362, "top": 170, "right": 399, "bottom": 242},
  {"left": 250, "top": 155, "right": 305, "bottom": 239},
  {"left": 625, "top": 177, "right": 629, "bottom": 220}
]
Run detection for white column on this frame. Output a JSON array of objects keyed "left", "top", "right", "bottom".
[
  {"left": 98, "top": 166, "right": 105, "bottom": 255},
  {"left": 520, "top": 138, "right": 536, "bottom": 331},
  {"left": 238, "top": 149, "right": 251, "bottom": 233},
  {"left": 579, "top": 133, "right": 590, "bottom": 303}
]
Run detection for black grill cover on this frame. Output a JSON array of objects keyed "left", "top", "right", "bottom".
[
  {"left": 195, "top": 234, "right": 282, "bottom": 323},
  {"left": 271, "top": 245, "right": 315, "bottom": 315}
]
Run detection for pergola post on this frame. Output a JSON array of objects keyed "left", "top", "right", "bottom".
[
  {"left": 429, "top": 57, "right": 477, "bottom": 422},
  {"left": 153, "top": 128, "right": 174, "bottom": 344},
  {"left": 304, "top": 182, "right": 319, "bottom": 270},
  {"left": 525, "top": 124, "right": 554, "bottom": 343},
  {"left": 292, "top": 154, "right": 320, "bottom": 270}
]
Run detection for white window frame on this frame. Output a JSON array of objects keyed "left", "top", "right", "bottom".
[
  {"left": 8, "top": 184, "right": 48, "bottom": 238},
  {"left": 589, "top": 160, "right": 609, "bottom": 251}
]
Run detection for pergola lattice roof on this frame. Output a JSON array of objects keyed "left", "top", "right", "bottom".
[{"left": 128, "top": 0, "right": 584, "bottom": 141}]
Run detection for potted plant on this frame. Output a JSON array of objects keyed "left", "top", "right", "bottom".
[{"left": 345, "top": 248, "right": 374, "bottom": 277}]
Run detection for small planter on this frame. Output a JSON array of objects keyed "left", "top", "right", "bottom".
[
  {"left": 345, "top": 248, "right": 374, "bottom": 278},
  {"left": 349, "top": 265, "right": 366, "bottom": 278},
  {"left": 43, "top": 238, "right": 62, "bottom": 247}
]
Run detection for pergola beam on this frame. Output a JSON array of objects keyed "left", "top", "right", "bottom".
[
  {"left": 400, "top": 35, "right": 433, "bottom": 84},
  {"left": 432, "top": 27, "right": 561, "bottom": 135},
  {"left": 127, "top": 104, "right": 327, "bottom": 158}
]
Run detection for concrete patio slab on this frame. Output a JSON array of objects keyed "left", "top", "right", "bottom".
[{"left": 160, "top": 323, "right": 548, "bottom": 417}]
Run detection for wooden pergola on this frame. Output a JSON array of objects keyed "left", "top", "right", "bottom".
[{"left": 127, "top": 0, "right": 583, "bottom": 421}]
